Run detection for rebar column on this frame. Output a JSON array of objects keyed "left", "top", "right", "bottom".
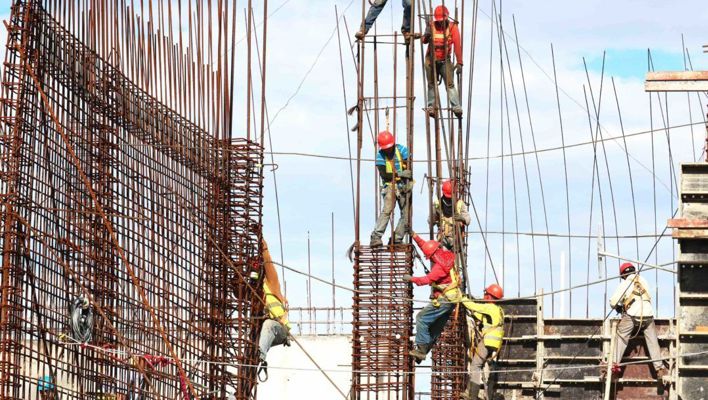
[{"left": 352, "top": 244, "right": 415, "bottom": 399}]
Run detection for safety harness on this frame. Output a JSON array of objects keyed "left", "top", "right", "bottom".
[
  {"left": 622, "top": 275, "right": 651, "bottom": 311},
  {"left": 383, "top": 147, "right": 406, "bottom": 184},
  {"left": 435, "top": 198, "right": 466, "bottom": 240}
]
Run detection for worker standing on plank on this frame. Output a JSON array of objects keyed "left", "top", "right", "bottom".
[
  {"left": 371, "top": 131, "right": 413, "bottom": 247},
  {"left": 422, "top": 5, "right": 463, "bottom": 118},
  {"left": 431, "top": 179, "right": 471, "bottom": 250},
  {"left": 404, "top": 231, "right": 462, "bottom": 362},
  {"left": 257, "top": 240, "right": 291, "bottom": 381},
  {"left": 607, "top": 262, "right": 668, "bottom": 380},
  {"left": 460, "top": 284, "right": 505, "bottom": 400},
  {"left": 354, "top": 0, "right": 411, "bottom": 42}
]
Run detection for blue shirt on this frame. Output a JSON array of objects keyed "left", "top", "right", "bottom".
[{"left": 375, "top": 144, "right": 409, "bottom": 173}]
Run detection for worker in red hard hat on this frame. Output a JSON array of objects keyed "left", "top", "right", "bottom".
[
  {"left": 431, "top": 179, "right": 470, "bottom": 250},
  {"left": 355, "top": 0, "right": 411, "bottom": 42},
  {"left": 460, "top": 284, "right": 505, "bottom": 400},
  {"left": 404, "top": 231, "right": 462, "bottom": 362},
  {"left": 606, "top": 262, "right": 667, "bottom": 381},
  {"left": 422, "top": 5, "right": 463, "bottom": 118},
  {"left": 371, "top": 131, "right": 412, "bottom": 247}
]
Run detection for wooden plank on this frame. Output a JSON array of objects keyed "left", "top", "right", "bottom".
[
  {"left": 668, "top": 218, "right": 708, "bottom": 228},
  {"left": 646, "top": 71, "right": 708, "bottom": 81},
  {"left": 673, "top": 229, "right": 708, "bottom": 239},
  {"left": 645, "top": 72, "right": 708, "bottom": 91},
  {"left": 646, "top": 80, "right": 708, "bottom": 92}
]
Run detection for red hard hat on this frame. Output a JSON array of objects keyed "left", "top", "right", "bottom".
[
  {"left": 484, "top": 284, "right": 504, "bottom": 300},
  {"left": 433, "top": 5, "right": 449, "bottom": 22},
  {"left": 619, "top": 262, "right": 635, "bottom": 275},
  {"left": 420, "top": 239, "right": 440, "bottom": 259},
  {"left": 377, "top": 131, "right": 395, "bottom": 150},
  {"left": 442, "top": 180, "right": 453, "bottom": 198}
]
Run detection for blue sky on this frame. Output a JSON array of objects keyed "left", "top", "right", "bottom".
[{"left": 1, "top": 0, "right": 707, "bottom": 322}]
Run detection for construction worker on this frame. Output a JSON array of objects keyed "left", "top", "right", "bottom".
[
  {"left": 431, "top": 179, "right": 470, "bottom": 250},
  {"left": 354, "top": 0, "right": 411, "bottom": 41},
  {"left": 404, "top": 231, "right": 462, "bottom": 362},
  {"left": 371, "top": 130, "right": 412, "bottom": 247},
  {"left": 607, "top": 262, "right": 667, "bottom": 380},
  {"left": 422, "top": 5, "right": 463, "bottom": 118},
  {"left": 461, "top": 284, "right": 505, "bottom": 400},
  {"left": 257, "top": 240, "right": 291, "bottom": 380}
]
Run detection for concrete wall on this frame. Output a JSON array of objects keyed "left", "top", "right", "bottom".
[{"left": 256, "top": 335, "right": 353, "bottom": 399}]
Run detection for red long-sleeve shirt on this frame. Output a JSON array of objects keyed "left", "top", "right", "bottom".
[
  {"left": 422, "top": 22, "right": 462, "bottom": 63},
  {"left": 411, "top": 235, "right": 456, "bottom": 298}
]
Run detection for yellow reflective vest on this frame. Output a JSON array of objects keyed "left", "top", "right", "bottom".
[
  {"left": 264, "top": 281, "right": 290, "bottom": 330},
  {"left": 462, "top": 300, "right": 504, "bottom": 350}
]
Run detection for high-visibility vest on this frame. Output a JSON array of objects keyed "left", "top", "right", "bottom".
[
  {"left": 264, "top": 281, "right": 290, "bottom": 330},
  {"left": 384, "top": 147, "right": 406, "bottom": 183},
  {"left": 432, "top": 24, "right": 452, "bottom": 61},
  {"left": 477, "top": 305, "right": 504, "bottom": 350},
  {"left": 435, "top": 199, "right": 467, "bottom": 239}
]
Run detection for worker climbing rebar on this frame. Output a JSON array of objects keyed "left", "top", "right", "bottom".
[
  {"left": 257, "top": 240, "right": 291, "bottom": 381},
  {"left": 430, "top": 179, "right": 471, "bottom": 250},
  {"left": 605, "top": 262, "right": 668, "bottom": 381},
  {"left": 354, "top": 0, "right": 412, "bottom": 41},
  {"left": 404, "top": 231, "right": 462, "bottom": 362},
  {"left": 370, "top": 131, "right": 413, "bottom": 247},
  {"left": 422, "top": 5, "right": 463, "bottom": 118},
  {"left": 461, "top": 284, "right": 505, "bottom": 400}
]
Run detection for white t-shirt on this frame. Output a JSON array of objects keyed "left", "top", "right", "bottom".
[{"left": 609, "top": 273, "right": 654, "bottom": 318}]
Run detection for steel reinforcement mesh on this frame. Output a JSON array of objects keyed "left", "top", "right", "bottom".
[
  {"left": 431, "top": 171, "right": 470, "bottom": 400},
  {"left": 431, "top": 308, "right": 468, "bottom": 400},
  {"left": 352, "top": 244, "right": 415, "bottom": 400},
  {"left": 0, "top": 2, "right": 264, "bottom": 399}
]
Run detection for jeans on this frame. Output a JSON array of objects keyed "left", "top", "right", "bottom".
[
  {"left": 371, "top": 183, "right": 411, "bottom": 243},
  {"left": 614, "top": 314, "right": 663, "bottom": 370},
  {"left": 258, "top": 319, "right": 289, "bottom": 361},
  {"left": 414, "top": 299, "right": 455, "bottom": 346},
  {"left": 425, "top": 57, "right": 460, "bottom": 109},
  {"left": 363, "top": 0, "right": 411, "bottom": 33}
]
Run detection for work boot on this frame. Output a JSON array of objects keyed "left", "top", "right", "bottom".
[
  {"left": 460, "top": 382, "right": 481, "bottom": 400},
  {"left": 452, "top": 106, "right": 463, "bottom": 118},
  {"left": 425, "top": 107, "right": 436, "bottom": 118},
  {"left": 355, "top": 28, "right": 367, "bottom": 40},
  {"left": 409, "top": 344, "right": 430, "bottom": 364},
  {"left": 370, "top": 236, "right": 383, "bottom": 247}
]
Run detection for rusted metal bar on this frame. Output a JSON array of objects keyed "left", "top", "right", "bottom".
[
  {"left": 0, "top": 1, "right": 265, "bottom": 399},
  {"left": 352, "top": 244, "right": 415, "bottom": 399}
]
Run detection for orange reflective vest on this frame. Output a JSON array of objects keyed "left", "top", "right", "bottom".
[{"left": 432, "top": 24, "right": 453, "bottom": 61}]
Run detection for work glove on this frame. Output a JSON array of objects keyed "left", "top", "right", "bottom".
[
  {"left": 402, "top": 274, "right": 412, "bottom": 282},
  {"left": 398, "top": 170, "right": 413, "bottom": 179},
  {"left": 454, "top": 214, "right": 467, "bottom": 223},
  {"left": 455, "top": 63, "right": 463, "bottom": 75}
]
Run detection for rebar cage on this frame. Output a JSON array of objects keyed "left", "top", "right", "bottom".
[{"left": 0, "top": 2, "right": 264, "bottom": 399}]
